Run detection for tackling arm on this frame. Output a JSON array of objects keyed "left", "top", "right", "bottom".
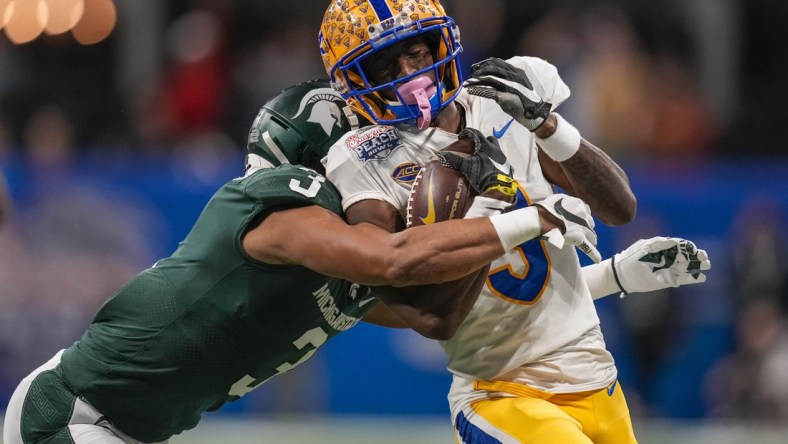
[
  {"left": 334, "top": 192, "right": 591, "bottom": 338},
  {"left": 342, "top": 198, "right": 490, "bottom": 340},
  {"left": 243, "top": 202, "right": 505, "bottom": 288}
]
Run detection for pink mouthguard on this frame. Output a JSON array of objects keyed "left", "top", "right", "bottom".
[{"left": 397, "top": 76, "right": 437, "bottom": 130}]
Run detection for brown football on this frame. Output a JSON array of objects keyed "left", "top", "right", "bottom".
[{"left": 406, "top": 138, "right": 477, "bottom": 227}]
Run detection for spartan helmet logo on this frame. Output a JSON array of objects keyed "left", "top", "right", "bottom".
[{"left": 292, "top": 88, "right": 344, "bottom": 137}]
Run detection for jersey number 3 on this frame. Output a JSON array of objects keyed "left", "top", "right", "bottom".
[
  {"left": 486, "top": 187, "right": 552, "bottom": 304},
  {"left": 290, "top": 167, "right": 325, "bottom": 198},
  {"left": 228, "top": 327, "right": 328, "bottom": 398}
]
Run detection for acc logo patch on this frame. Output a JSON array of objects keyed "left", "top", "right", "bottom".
[
  {"left": 391, "top": 162, "right": 422, "bottom": 184},
  {"left": 345, "top": 126, "right": 402, "bottom": 162}
]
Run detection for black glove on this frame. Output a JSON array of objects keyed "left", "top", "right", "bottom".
[
  {"left": 438, "top": 128, "right": 516, "bottom": 196},
  {"left": 464, "top": 58, "right": 552, "bottom": 131}
]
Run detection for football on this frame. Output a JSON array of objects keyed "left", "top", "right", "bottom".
[{"left": 405, "top": 138, "right": 476, "bottom": 227}]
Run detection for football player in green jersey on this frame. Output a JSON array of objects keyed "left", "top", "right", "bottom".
[{"left": 4, "top": 79, "right": 589, "bottom": 444}]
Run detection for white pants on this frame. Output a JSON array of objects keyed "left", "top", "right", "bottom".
[{"left": 3, "top": 350, "right": 167, "bottom": 444}]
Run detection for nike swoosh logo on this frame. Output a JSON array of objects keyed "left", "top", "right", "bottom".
[
  {"left": 492, "top": 118, "right": 515, "bottom": 139},
  {"left": 358, "top": 297, "right": 376, "bottom": 307},
  {"left": 607, "top": 380, "right": 617, "bottom": 396},
  {"left": 553, "top": 198, "right": 591, "bottom": 229},
  {"left": 419, "top": 175, "right": 437, "bottom": 225}
]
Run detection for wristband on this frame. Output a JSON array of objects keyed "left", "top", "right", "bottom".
[
  {"left": 610, "top": 254, "right": 628, "bottom": 295},
  {"left": 489, "top": 207, "right": 541, "bottom": 251},
  {"left": 464, "top": 196, "right": 511, "bottom": 219},
  {"left": 536, "top": 113, "right": 581, "bottom": 162}
]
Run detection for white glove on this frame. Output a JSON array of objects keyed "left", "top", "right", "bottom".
[
  {"left": 613, "top": 236, "right": 711, "bottom": 295},
  {"left": 533, "top": 194, "right": 601, "bottom": 263}
]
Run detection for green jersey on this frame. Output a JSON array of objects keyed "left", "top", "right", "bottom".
[{"left": 58, "top": 165, "right": 373, "bottom": 442}]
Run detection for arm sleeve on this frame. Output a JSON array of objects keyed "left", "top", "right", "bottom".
[{"left": 582, "top": 259, "right": 622, "bottom": 300}]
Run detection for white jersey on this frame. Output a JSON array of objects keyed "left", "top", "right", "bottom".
[{"left": 324, "top": 56, "right": 616, "bottom": 393}]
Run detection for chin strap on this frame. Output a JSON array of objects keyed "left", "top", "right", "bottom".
[
  {"left": 397, "top": 76, "right": 436, "bottom": 130},
  {"left": 342, "top": 104, "right": 360, "bottom": 130}
]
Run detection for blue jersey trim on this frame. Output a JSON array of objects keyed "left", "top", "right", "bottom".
[{"left": 455, "top": 411, "right": 503, "bottom": 444}]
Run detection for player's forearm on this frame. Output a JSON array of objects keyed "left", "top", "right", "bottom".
[
  {"left": 372, "top": 267, "right": 488, "bottom": 340},
  {"left": 337, "top": 201, "right": 546, "bottom": 287},
  {"left": 383, "top": 207, "right": 546, "bottom": 286},
  {"left": 360, "top": 299, "right": 409, "bottom": 328},
  {"left": 558, "top": 141, "right": 637, "bottom": 226},
  {"left": 535, "top": 113, "right": 636, "bottom": 226},
  {"left": 382, "top": 217, "right": 504, "bottom": 286}
]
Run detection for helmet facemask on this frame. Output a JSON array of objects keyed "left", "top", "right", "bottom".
[{"left": 320, "top": 0, "right": 463, "bottom": 127}]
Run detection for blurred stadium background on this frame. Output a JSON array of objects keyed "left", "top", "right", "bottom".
[{"left": 1, "top": 0, "right": 788, "bottom": 442}]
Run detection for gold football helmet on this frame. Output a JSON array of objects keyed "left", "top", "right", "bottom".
[{"left": 319, "top": 0, "right": 463, "bottom": 126}]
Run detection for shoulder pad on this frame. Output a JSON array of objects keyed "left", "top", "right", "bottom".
[{"left": 242, "top": 164, "right": 343, "bottom": 215}]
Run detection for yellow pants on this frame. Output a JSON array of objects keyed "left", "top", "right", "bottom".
[{"left": 453, "top": 380, "right": 637, "bottom": 444}]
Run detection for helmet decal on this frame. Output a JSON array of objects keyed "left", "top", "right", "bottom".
[
  {"left": 246, "top": 80, "right": 352, "bottom": 172},
  {"left": 292, "top": 87, "right": 344, "bottom": 137},
  {"left": 307, "top": 102, "right": 343, "bottom": 137}
]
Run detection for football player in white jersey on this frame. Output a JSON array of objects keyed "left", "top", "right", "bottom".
[{"left": 319, "top": 1, "right": 708, "bottom": 443}]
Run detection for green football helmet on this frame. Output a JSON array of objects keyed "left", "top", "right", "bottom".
[{"left": 246, "top": 79, "right": 356, "bottom": 174}]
